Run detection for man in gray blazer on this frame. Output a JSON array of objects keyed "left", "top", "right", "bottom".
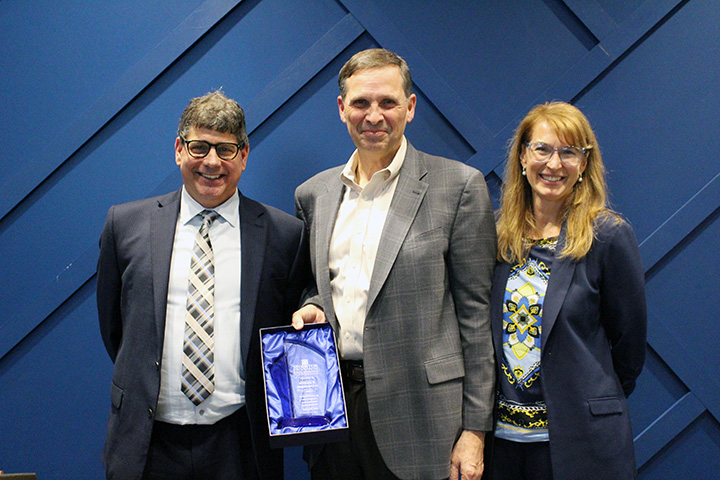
[
  {"left": 97, "top": 91, "right": 310, "bottom": 479},
  {"left": 292, "top": 49, "right": 497, "bottom": 480}
]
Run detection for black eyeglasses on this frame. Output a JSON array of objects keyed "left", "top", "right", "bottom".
[
  {"left": 181, "top": 136, "right": 243, "bottom": 160},
  {"left": 525, "top": 142, "right": 589, "bottom": 166}
]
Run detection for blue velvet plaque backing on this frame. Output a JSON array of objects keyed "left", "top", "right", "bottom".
[{"left": 260, "top": 323, "right": 348, "bottom": 447}]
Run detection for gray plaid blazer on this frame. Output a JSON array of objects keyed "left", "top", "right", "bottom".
[{"left": 295, "top": 142, "right": 497, "bottom": 479}]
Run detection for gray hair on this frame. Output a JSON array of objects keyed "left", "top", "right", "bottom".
[{"left": 177, "top": 90, "right": 249, "bottom": 148}]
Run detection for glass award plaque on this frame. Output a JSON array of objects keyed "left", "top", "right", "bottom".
[
  {"left": 284, "top": 340, "right": 329, "bottom": 426},
  {"left": 260, "top": 323, "right": 348, "bottom": 447}
]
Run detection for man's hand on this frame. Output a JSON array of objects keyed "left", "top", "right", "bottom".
[
  {"left": 291, "top": 304, "right": 326, "bottom": 330},
  {"left": 450, "top": 430, "right": 485, "bottom": 480}
]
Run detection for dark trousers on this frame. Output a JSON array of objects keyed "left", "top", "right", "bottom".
[
  {"left": 311, "top": 376, "right": 400, "bottom": 480},
  {"left": 489, "top": 437, "right": 553, "bottom": 480},
  {"left": 142, "top": 407, "right": 260, "bottom": 480}
]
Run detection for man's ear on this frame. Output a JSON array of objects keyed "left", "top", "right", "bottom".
[
  {"left": 338, "top": 95, "right": 348, "bottom": 124},
  {"left": 237, "top": 144, "right": 249, "bottom": 172},
  {"left": 405, "top": 93, "right": 417, "bottom": 123},
  {"left": 175, "top": 137, "right": 183, "bottom": 166}
]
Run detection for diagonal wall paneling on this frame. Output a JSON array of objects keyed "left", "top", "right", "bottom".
[{"left": 0, "top": 1, "right": 718, "bottom": 478}]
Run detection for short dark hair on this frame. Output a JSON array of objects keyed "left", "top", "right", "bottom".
[{"left": 177, "top": 90, "right": 249, "bottom": 148}]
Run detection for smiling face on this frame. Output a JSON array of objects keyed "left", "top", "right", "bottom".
[
  {"left": 175, "top": 126, "right": 248, "bottom": 208},
  {"left": 338, "top": 65, "right": 416, "bottom": 166},
  {"left": 521, "top": 121, "right": 586, "bottom": 211}
]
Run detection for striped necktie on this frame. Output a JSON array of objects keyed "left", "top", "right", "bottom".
[{"left": 181, "top": 209, "right": 219, "bottom": 405}]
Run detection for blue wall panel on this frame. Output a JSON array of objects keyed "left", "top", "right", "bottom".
[
  {"left": 1, "top": 0, "right": 717, "bottom": 478},
  {"left": 638, "top": 413, "right": 720, "bottom": 479},
  {"left": 588, "top": 0, "right": 646, "bottom": 27},
  {"left": 369, "top": 0, "right": 595, "bottom": 135},
  {"left": 629, "top": 348, "right": 688, "bottom": 435},
  {"left": 574, "top": 0, "right": 720, "bottom": 243},
  {"left": 0, "top": 0, "right": 204, "bottom": 160},
  {"left": 0, "top": 281, "right": 110, "bottom": 477},
  {"left": 646, "top": 212, "right": 720, "bottom": 370}
]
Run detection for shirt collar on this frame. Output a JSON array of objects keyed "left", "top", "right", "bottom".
[
  {"left": 180, "top": 187, "right": 240, "bottom": 227},
  {"left": 340, "top": 136, "right": 407, "bottom": 191}
]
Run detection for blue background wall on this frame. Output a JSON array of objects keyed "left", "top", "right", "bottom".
[{"left": 1, "top": 1, "right": 718, "bottom": 478}]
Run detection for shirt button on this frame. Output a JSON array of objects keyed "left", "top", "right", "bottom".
[{"left": 199, "top": 409, "right": 205, "bottom": 416}]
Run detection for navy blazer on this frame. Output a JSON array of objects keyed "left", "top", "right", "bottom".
[
  {"left": 489, "top": 216, "right": 647, "bottom": 479},
  {"left": 97, "top": 189, "right": 310, "bottom": 480}
]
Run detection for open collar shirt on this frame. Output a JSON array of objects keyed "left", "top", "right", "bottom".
[{"left": 329, "top": 137, "right": 408, "bottom": 360}]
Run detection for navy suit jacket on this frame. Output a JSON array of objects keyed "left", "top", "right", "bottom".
[
  {"left": 489, "top": 216, "right": 647, "bottom": 479},
  {"left": 97, "top": 189, "right": 310, "bottom": 480}
]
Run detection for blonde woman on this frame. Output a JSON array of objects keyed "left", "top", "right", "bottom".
[{"left": 487, "top": 102, "right": 647, "bottom": 479}]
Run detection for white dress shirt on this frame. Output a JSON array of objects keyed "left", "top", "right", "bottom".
[
  {"left": 155, "top": 187, "right": 244, "bottom": 424},
  {"left": 329, "top": 137, "right": 407, "bottom": 360}
]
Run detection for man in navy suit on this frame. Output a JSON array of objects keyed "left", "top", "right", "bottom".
[{"left": 97, "top": 91, "right": 310, "bottom": 479}]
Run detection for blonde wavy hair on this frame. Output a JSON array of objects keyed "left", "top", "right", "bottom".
[{"left": 496, "top": 102, "right": 618, "bottom": 263}]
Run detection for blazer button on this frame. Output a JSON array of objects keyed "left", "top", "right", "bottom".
[
  {"left": 155, "top": 361, "right": 160, "bottom": 370},
  {"left": 147, "top": 408, "right": 154, "bottom": 418}
]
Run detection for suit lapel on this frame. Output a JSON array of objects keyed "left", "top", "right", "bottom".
[
  {"left": 494, "top": 228, "right": 576, "bottom": 361},
  {"left": 239, "top": 193, "right": 267, "bottom": 367},
  {"left": 315, "top": 178, "right": 344, "bottom": 326},
  {"left": 540, "top": 226, "right": 576, "bottom": 343},
  {"left": 366, "top": 145, "right": 428, "bottom": 311},
  {"left": 151, "top": 190, "right": 182, "bottom": 350}
]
